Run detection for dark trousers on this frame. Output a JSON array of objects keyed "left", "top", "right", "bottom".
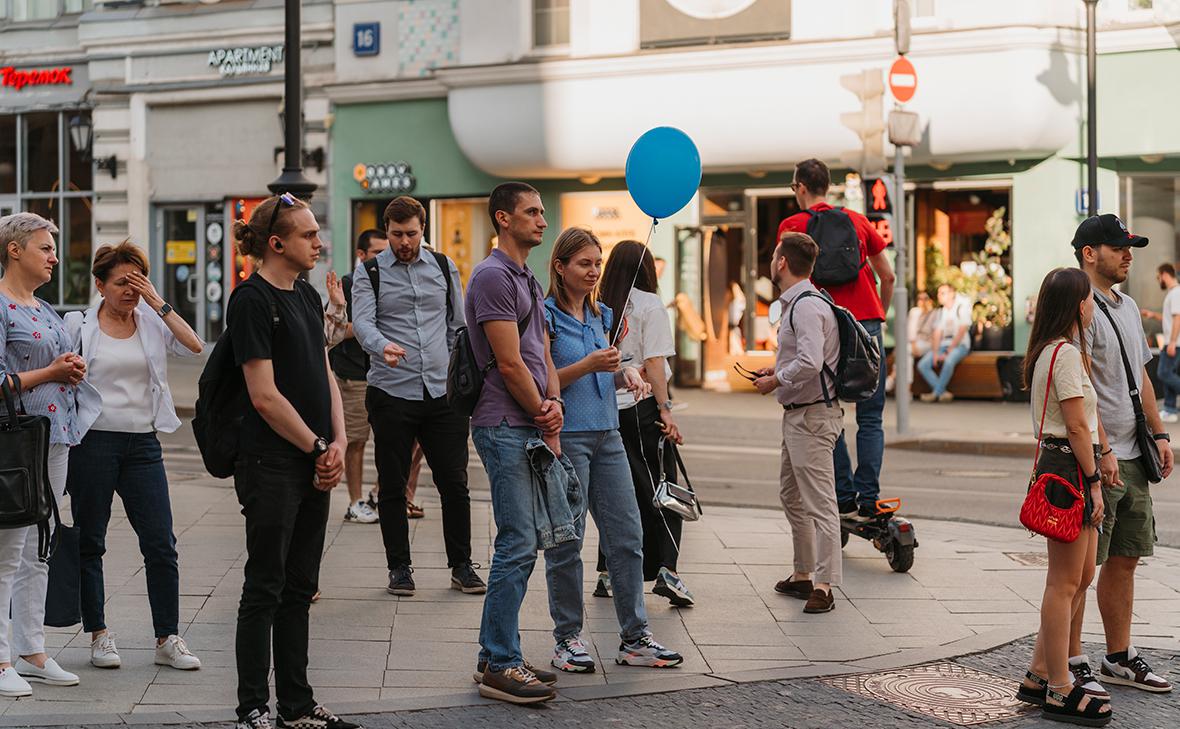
[
  {"left": 233, "top": 454, "right": 329, "bottom": 720},
  {"left": 598, "top": 398, "right": 682, "bottom": 581},
  {"left": 366, "top": 387, "right": 472, "bottom": 570},
  {"left": 67, "top": 430, "right": 179, "bottom": 638}
]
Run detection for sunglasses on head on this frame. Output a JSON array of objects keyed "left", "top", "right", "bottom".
[{"left": 266, "top": 192, "right": 299, "bottom": 240}]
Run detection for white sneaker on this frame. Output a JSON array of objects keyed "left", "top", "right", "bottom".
[
  {"left": 90, "top": 632, "right": 121, "bottom": 669},
  {"left": 344, "top": 500, "right": 379, "bottom": 524},
  {"left": 0, "top": 667, "right": 32, "bottom": 697},
  {"left": 155, "top": 635, "right": 201, "bottom": 670},
  {"left": 1161, "top": 411, "right": 1180, "bottom": 424},
  {"left": 14, "top": 657, "right": 79, "bottom": 686}
]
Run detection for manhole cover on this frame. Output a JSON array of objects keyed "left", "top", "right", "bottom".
[
  {"left": 1005, "top": 552, "right": 1049, "bottom": 567},
  {"left": 821, "top": 662, "right": 1025, "bottom": 726},
  {"left": 936, "top": 469, "right": 1011, "bottom": 479}
]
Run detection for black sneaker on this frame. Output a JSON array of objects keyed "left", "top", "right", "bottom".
[
  {"left": 838, "top": 502, "right": 858, "bottom": 519},
  {"left": 854, "top": 504, "right": 881, "bottom": 522},
  {"left": 236, "top": 709, "right": 272, "bottom": 729},
  {"left": 451, "top": 562, "right": 487, "bottom": 594},
  {"left": 387, "top": 565, "right": 415, "bottom": 596},
  {"left": 276, "top": 705, "right": 359, "bottom": 729},
  {"left": 473, "top": 659, "right": 557, "bottom": 686}
]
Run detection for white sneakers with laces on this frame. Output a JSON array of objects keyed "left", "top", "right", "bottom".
[
  {"left": 91, "top": 632, "right": 121, "bottom": 668},
  {"left": 344, "top": 500, "right": 379, "bottom": 524},
  {"left": 155, "top": 635, "right": 202, "bottom": 670}
]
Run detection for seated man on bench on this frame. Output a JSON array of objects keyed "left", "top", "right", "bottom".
[{"left": 917, "top": 284, "right": 973, "bottom": 402}]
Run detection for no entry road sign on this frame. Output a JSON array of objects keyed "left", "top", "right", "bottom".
[{"left": 889, "top": 57, "right": 917, "bottom": 103}]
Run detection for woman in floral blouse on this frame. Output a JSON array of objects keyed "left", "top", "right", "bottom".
[{"left": 0, "top": 213, "right": 99, "bottom": 697}]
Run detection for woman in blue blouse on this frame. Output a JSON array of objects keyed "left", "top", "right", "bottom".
[
  {"left": 0, "top": 213, "right": 98, "bottom": 697},
  {"left": 542, "top": 227, "right": 683, "bottom": 675}
]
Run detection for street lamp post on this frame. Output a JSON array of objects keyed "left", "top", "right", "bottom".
[
  {"left": 1084, "top": 0, "right": 1098, "bottom": 215},
  {"left": 268, "top": 0, "right": 317, "bottom": 199}
]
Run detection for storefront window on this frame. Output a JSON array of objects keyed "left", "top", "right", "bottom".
[
  {"left": 534, "top": 0, "right": 570, "bottom": 47},
  {"left": 1121, "top": 175, "right": 1180, "bottom": 345},
  {"left": 11, "top": 0, "right": 59, "bottom": 22},
  {"left": 2, "top": 110, "right": 95, "bottom": 308},
  {"left": 23, "top": 112, "right": 60, "bottom": 193}
]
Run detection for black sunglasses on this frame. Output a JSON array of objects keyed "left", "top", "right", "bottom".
[
  {"left": 732, "top": 362, "right": 760, "bottom": 382},
  {"left": 266, "top": 192, "right": 298, "bottom": 240}
]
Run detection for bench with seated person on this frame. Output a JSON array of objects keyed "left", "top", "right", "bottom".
[{"left": 917, "top": 284, "right": 973, "bottom": 402}]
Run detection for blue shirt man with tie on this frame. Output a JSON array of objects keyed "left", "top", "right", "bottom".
[{"left": 351, "top": 196, "right": 485, "bottom": 598}]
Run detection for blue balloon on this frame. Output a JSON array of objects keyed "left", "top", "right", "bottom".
[{"left": 625, "top": 127, "right": 702, "bottom": 220}]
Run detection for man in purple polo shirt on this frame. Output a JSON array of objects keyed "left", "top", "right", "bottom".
[{"left": 467, "top": 182, "right": 565, "bottom": 705}]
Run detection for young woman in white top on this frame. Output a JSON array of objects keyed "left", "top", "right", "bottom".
[
  {"left": 1016, "top": 267, "right": 1111, "bottom": 726},
  {"left": 64, "top": 242, "right": 204, "bottom": 672},
  {"left": 595, "top": 240, "right": 693, "bottom": 607}
]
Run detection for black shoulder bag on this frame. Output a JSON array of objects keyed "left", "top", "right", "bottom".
[
  {"left": 0, "top": 373, "right": 61, "bottom": 561},
  {"left": 1094, "top": 297, "right": 1164, "bottom": 483}
]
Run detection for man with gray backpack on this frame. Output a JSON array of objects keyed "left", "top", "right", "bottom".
[{"left": 778, "top": 158, "right": 896, "bottom": 522}]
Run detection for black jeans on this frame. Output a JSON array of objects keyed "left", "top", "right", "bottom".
[
  {"left": 68, "top": 430, "right": 179, "bottom": 638},
  {"left": 367, "top": 387, "right": 472, "bottom": 570},
  {"left": 597, "top": 398, "right": 683, "bottom": 580},
  {"left": 233, "top": 454, "right": 329, "bottom": 720}
]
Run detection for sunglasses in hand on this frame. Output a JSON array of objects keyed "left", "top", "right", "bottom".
[{"left": 732, "top": 362, "right": 762, "bottom": 382}]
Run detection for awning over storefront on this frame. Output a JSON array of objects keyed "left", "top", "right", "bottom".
[{"left": 443, "top": 30, "right": 1080, "bottom": 178}]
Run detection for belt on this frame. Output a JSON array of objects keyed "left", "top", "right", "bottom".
[{"left": 783, "top": 399, "right": 827, "bottom": 412}]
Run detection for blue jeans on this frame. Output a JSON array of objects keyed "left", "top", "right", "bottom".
[
  {"left": 917, "top": 340, "right": 971, "bottom": 398},
  {"left": 1157, "top": 350, "right": 1180, "bottom": 412},
  {"left": 834, "top": 320, "right": 886, "bottom": 510},
  {"left": 473, "top": 422, "right": 544, "bottom": 672},
  {"left": 67, "top": 430, "right": 179, "bottom": 638},
  {"left": 545, "top": 430, "right": 647, "bottom": 644}
]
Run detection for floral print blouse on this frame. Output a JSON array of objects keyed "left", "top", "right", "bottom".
[{"left": 0, "top": 291, "right": 84, "bottom": 446}]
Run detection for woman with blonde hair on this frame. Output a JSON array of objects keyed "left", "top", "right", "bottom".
[
  {"left": 541, "top": 227, "right": 683, "bottom": 674},
  {"left": 64, "top": 240, "right": 204, "bottom": 672}
]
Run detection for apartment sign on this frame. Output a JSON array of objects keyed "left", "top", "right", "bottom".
[{"left": 208, "top": 46, "right": 284, "bottom": 78}]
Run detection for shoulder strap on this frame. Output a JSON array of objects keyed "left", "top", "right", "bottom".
[
  {"left": 1093, "top": 296, "right": 1147, "bottom": 418},
  {"left": 430, "top": 251, "right": 455, "bottom": 323},
  {"left": 1032, "top": 341, "right": 1068, "bottom": 472},
  {"left": 663, "top": 438, "right": 703, "bottom": 515},
  {"left": 363, "top": 257, "right": 381, "bottom": 299}
]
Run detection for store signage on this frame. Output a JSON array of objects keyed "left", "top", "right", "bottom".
[
  {"left": 1075, "top": 189, "right": 1100, "bottom": 216},
  {"left": 207, "top": 46, "right": 284, "bottom": 78},
  {"left": 354, "top": 162, "right": 416, "bottom": 193},
  {"left": 1, "top": 66, "right": 73, "bottom": 91},
  {"left": 353, "top": 22, "right": 381, "bottom": 57},
  {"left": 166, "top": 240, "right": 198, "bottom": 265}
]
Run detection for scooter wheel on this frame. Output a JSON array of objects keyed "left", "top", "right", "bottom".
[
  {"left": 886, "top": 542, "right": 914, "bottom": 573},
  {"left": 840, "top": 529, "right": 850, "bottom": 548}
]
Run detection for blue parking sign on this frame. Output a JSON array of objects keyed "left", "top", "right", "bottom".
[{"left": 353, "top": 22, "right": 380, "bottom": 57}]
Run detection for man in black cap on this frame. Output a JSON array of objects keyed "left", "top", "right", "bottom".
[{"left": 1073, "top": 213, "right": 1174, "bottom": 694}]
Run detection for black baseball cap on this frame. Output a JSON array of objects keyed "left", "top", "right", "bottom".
[{"left": 1071, "top": 213, "right": 1148, "bottom": 249}]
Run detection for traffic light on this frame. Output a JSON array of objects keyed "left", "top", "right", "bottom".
[{"left": 839, "top": 69, "right": 886, "bottom": 176}]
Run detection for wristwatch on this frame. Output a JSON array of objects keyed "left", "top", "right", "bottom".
[
  {"left": 1084, "top": 470, "right": 1102, "bottom": 485},
  {"left": 1153, "top": 432, "right": 1171, "bottom": 442},
  {"left": 545, "top": 396, "right": 565, "bottom": 412},
  {"left": 309, "top": 437, "right": 329, "bottom": 458},
  {"left": 156, "top": 302, "right": 174, "bottom": 318},
  {"left": 659, "top": 400, "right": 674, "bottom": 411}
]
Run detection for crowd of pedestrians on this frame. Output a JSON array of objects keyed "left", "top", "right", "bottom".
[{"left": 0, "top": 162, "right": 1175, "bottom": 728}]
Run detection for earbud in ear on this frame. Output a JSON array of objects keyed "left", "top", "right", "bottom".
[{"left": 274, "top": 240, "right": 284, "bottom": 251}]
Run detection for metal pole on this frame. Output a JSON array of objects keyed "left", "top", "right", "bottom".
[
  {"left": 1085, "top": 0, "right": 1098, "bottom": 215},
  {"left": 268, "top": 0, "right": 317, "bottom": 199},
  {"left": 893, "top": 145, "right": 910, "bottom": 435}
]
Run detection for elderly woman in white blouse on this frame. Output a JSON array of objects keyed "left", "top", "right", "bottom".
[{"left": 64, "top": 241, "right": 204, "bottom": 672}]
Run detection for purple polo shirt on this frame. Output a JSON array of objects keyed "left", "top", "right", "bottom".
[{"left": 465, "top": 248, "right": 550, "bottom": 428}]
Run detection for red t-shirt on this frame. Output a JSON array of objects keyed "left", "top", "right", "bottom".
[{"left": 778, "top": 202, "right": 888, "bottom": 322}]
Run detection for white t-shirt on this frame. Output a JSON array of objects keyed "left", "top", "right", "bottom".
[
  {"left": 1162, "top": 285, "right": 1180, "bottom": 343},
  {"left": 615, "top": 288, "right": 676, "bottom": 409},
  {"left": 1030, "top": 339, "right": 1098, "bottom": 443},
  {"left": 90, "top": 329, "right": 155, "bottom": 433},
  {"left": 934, "top": 295, "right": 973, "bottom": 344}
]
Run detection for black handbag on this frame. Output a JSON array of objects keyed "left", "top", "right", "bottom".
[
  {"left": 44, "top": 521, "right": 80, "bottom": 627},
  {"left": 1094, "top": 298, "right": 1164, "bottom": 483},
  {"left": 0, "top": 374, "right": 61, "bottom": 561}
]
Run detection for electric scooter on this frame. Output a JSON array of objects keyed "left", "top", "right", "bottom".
[{"left": 840, "top": 498, "right": 918, "bottom": 573}]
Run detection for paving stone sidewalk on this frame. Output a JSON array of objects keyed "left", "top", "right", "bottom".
[{"left": 3, "top": 439, "right": 1179, "bottom": 726}]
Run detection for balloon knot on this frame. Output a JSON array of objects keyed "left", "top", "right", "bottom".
[{"left": 653, "top": 218, "right": 660, "bottom": 226}]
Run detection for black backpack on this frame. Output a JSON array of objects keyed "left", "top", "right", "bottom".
[
  {"left": 447, "top": 311, "right": 532, "bottom": 417},
  {"left": 789, "top": 290, "right": 881, "bottom": 403},
  {"left": 0, "top": 374, "right": 60, "bottom": 561},
  {"left": 797, "top": 208, "right": 866, "bottom": 287},
  {"left": 193, "top": 280, "right": 279, "bottom": 478}
]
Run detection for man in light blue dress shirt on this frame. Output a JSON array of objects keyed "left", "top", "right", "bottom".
[{"left": 350, "top": 196, "right": 484, "bottom": 598}]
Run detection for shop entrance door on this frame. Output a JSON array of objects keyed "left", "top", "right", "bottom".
[{"left": 154, "top": 206, "right": 207, "bottom": 340}]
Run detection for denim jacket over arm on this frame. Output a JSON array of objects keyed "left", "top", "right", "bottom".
[{"left": 525, "top": 437, "right": 583, "bottom": 550}]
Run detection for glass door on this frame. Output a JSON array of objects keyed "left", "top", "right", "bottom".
[{"left": 154, "top": 206, "right": 205, "bottom": 338}]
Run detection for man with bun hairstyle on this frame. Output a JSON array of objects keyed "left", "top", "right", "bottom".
[{"left": 227, "top": 194, "right": 359, "bottom": 729}]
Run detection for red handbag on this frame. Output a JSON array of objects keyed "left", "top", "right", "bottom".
[{"left": 1020, "top": 341, "right": 1085, "bottom": 543}]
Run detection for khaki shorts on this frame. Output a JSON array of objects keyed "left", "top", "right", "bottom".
[
  {"left": 336, "top": 377, "right": 370, "bottom": 444},
  {"left": 1097, "top": 459, "right": 1157, "bottom": 565}
]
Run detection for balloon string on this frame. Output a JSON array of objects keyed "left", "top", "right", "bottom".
[{"left": 608, "top": 217, "right": 658, "bottom": 349}]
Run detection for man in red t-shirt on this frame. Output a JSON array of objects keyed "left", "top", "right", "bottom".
[{"left": 777, "top": 159, "right": 896, "bottom": 521}]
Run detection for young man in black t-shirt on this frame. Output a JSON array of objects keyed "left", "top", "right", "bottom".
[{"left": 226, "top": 194, "right": 358, "bottom": 729}]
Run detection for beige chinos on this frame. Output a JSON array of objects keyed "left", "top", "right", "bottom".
[{"left": 778, "top": 403, "right": 844, "bottom": 586}]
